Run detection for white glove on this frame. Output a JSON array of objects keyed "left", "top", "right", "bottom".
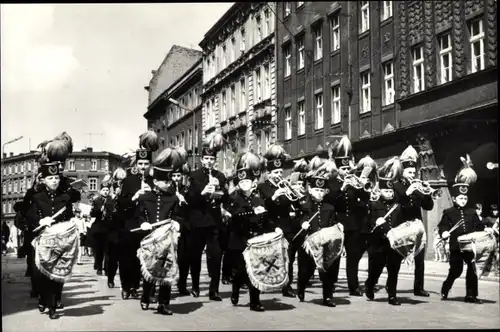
[
  {"left": 442, "top": 231, "right": 450, "bottom": 239},
  {"left": 221, "top": 208, "right": 232, "bottom": 219},
  {"left": 132, "top": 189, "right": 146, "bottom": 201},
  {"left": 337, "top": 223, "right": 344, "bottom": 233},
  {"left": 202, "top": 184, "right": 215, "bottom": 196},
  {"left": 301, "top": 221, "right": 310, "bottom": 230},
  {"left": 254, "top": 206, "right": 266, "bottom": 215},
  {"left": 176, "top": 192, "right": 188, "bottom": 205},
  {"left": 289, "top": 211, "right": 296, "bottom": 217},
  {"left": 172, "top": 221, "right": 181, "bottom": 232},
  {"left": 406, "top": 183, "right": 418, "bottom": 196},
  {"left": 39, "top": 217, "right": 53, "bottom": 227},
  {"left": 375, "top": 218, "right": 385, "bottom": 226},
  {"left": 140, "top": 222, "right": 152, "bottom": 231},
  {"left": 484, "top": 227, "right": 494, "bottom": 235},
  {"left": 275, "top": 227, "right": 283, "bottom": 235}
]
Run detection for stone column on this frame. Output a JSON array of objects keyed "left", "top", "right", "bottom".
[{"left": 416, "top": 134, "right": 452, "bottom": 260}]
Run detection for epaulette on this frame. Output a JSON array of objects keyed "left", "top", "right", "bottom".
[{"left": 127, "top": 167, "right": 139, "bottom": 176}]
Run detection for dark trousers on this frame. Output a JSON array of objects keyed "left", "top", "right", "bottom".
[
  {"left": 177, "top": 230, "right": 191, "bottom": 290},
  {"left": 297, "top": 247, "right": 336, "bottom": 299},
  {"left": 220, "top": 227, "right": 232, "bottom": 279},
  {"left": 332, "top": 231, "right": 367, "bottom": 292},
  {"left": 229, "top": 249, "right": 261, "bottom": 304},
  {"left": 189, "top": 226, "right": 221, "bottom": 293},
  {"left": 92, "top": 232, "right": 107, "bottom": 271},
  {"left": 142, "top": 281, "right": 171, "bottom": 305},
  {"left": 285, "top": 232, "right": 301, "bottom": 289},
  {"left": 107, "top": 242, "right": 119, "bottom": 284},
  {"left": 442, "top": 250, "right": 478, "bottom": 297},
  {"left": 26, "top": 246, "right": 39, "bottom": 295},
  {"left": 34, "top": 268, "right": 63, "bottom": 310},
  {"left": 413, "top": 245, "right": 426, "bottom": 292},
  {"left": 117, "top": 240, "right": 141, "bottom": 291},
  {"left": 365, "top": 245, "right": 403, "bottom": 298}
]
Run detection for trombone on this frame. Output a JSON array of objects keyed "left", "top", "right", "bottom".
[
  {"left": 276, "top": 176, "right": 307, "bottom": 204},
  {"left": 410, "top": 179, "right": 442, "bottom": 200}
]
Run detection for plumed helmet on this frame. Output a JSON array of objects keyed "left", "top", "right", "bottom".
[
  {"left": 356, "top": 155, "right": 378, "bottom": 184},
  {"left": 329, "top": 136, "right": 353, "bottom": 168},
  {"left": 53, "top": 132, "right": 74, "bottom": 154},
  {"left": 451, "top": 154, "right": 477, "bottom": 197},
  {"left": 400, "top": 145, "right": 418, "bottom": 169},
  {"left": 234, "top": 151, "right": 262, "bottom": 184},
  {"left": 378, "top": 157, "right": 402, "bottom": 189},
  {"left": 264, "top": 144, "right": 289, "bottom": 171},
  {"left": 293, "top": 159, "right": 308, "bottom": 173},
  {"left": 45, "top": 140, "right": 70, "bottom": 163},
  {"left": 201, "top": 132, "right": 226, "bottom": 157},
  {"left": 139, "top": 130, "right": 160, "bottom": 152}
]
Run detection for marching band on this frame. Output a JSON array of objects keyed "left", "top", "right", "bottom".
[{"left": 12, "top": 130, "right": 499, "bottom": 320}]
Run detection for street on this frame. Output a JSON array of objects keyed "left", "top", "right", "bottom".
[{"left": 2, "top": 254, "right": 499, "bottom": 331}]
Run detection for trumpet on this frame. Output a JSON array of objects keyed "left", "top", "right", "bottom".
[
  {"left": 339, "top": 173, "right": 372, "bottom": 192},
  {"left": 410, "top": 179, "right": 442, "bottom": 199},
  {"left": 276, "top": 176, "right": 307, "bottom": 204},
  {"left": 208, "top": 169, "right": 224, "bottom": 202}
]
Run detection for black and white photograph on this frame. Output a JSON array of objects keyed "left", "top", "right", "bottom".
[{"left": 1, "top": 1, "right": 498, "bottom": 330}]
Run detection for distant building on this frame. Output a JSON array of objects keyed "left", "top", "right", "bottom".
[
  {"left": 199, "top": 2, "right": 277, "bottom": 176},
  {"left": 1, "top": 148, "right": 124, "bottom": 225}
]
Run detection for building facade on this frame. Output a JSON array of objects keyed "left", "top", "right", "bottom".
[
  {"left": 1, "top": 148, "right": 124, "bottom": 224},
  {"left": 199, "top": 2, "right": 277, "bottom": 176},
  {"left": 275, "top": 1, "right": 498, "bottom": 259},
  {"left": 145, "top": 59, "right": 204, "bottom": 169}
]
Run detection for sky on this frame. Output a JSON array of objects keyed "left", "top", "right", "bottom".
[{"left": 1, "top": 3, "right": 233, "bottom": 156}]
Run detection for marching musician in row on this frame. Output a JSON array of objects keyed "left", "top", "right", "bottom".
[
  {"left": 364, "top": 157, "right": 404, "bottom": 305},
  {"left": 328, "top": 136, "right": 370, "bottom": 296},
  {"left": 186, "top": 133, "right": 230, "bottom": 301},
  {"left": 225, "top": 151, "right": 270, "bottom": 312},
  {"left": 116, "top": 130, "right": 159, "bottom": 299},
  {"left": 393, "top": 145, "right": 433, "bottom": 297},
  {"left": 25, "top": 161, "right": 76, "bottom": 319},
  {"left": 131, "top": 146, "right": 187, "bottom": 315},
  {"left": 439, "top": 155, "right": 494, "bottom": 303},
  {"left": 296, "top": 157, "right": 339, "bottom": 307},
  {"left": 258, "top": 144, "right": 302, "bottom": 298}
]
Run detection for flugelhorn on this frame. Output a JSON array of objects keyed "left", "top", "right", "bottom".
[
  {"left": 410, "top": 179, "right": 442, "bottom": 199},
  {"left": 339, "top": 173, "right": 371, "bottom": 191},
  {"left": 276, "top": 176, "right": 307, "bottom": 204}
]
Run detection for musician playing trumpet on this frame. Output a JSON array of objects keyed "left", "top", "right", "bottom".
[
  {"left": 258, "top": 144, "right": 301, "bottom": 298},
  {"left": 392, "top": 145, "right": 433, "bottom": 297},
  {"left": 438, "top": 155, "right": 491, "bottom": 303},
  {"left": 364, "top": 157, "right": 404, "bottom": 306}
]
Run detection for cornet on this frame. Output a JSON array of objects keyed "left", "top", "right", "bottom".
[
  {"left": 208, "top": 169, "right": 224, "bottom": 201},
  {"left": 410, "top": 179, "right": 442, "bottom": 200},
  {"left": 339, "top": 173, "right": 372, "bottom": 192},
  {"left": 276, "top": 176, "right": 307, "bottom": 205}
]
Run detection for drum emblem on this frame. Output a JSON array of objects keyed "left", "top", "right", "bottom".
[
  {"left": 131, "top": 167, "right": 138, "bottom": 175},
  {"left": 253, "top": 169, "right": 261, "bottom": 177},
  {"left": 273, "top": 159, "right": 282, "bottom": 168},
  {"left": 387, "top": 181, "right": 393, "bottom": 189},
  {"left": 341, "top": 159, "right": 349, "bottom": 166},
  {"left": 315, "top": 179, "right": 325, "bottom": 188},
  {"left": 263, "top": 256, "right": 279, "bottom": 273},
  {"left": 138, "top": 151, "right": 148, "bottom": 159},
  {"left": 48, "top": 166, "right": 58, "bottom": 175},
  {"left": 238, "top": 170, "right": 247, "bottom": 180},
  {"left": 459, "top": 186, "right": 468, "bottom": 194}
]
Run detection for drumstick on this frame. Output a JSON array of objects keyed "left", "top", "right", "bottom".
[
  {"left": 292, "top": 211, "right": 320, "bottom": 242},
  {"left": 370, "top": 204, "right": 399, "bottom": 233},
  {"left": 130, "top": 219, "right": 172, "bottom": 233},
  {"left": 33, "top": 207, "right": 67, "bottom": 232},
  {"left": 436, "top": 219, "right": 465, "bottom": 246}
]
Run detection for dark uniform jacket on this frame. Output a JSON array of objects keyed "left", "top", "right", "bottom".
[
  {"left": 89, "top": 196, "right": 115, "bottom": 234},
  {"left": 60, "top": 176, "right": 82, "bottom": 203},
  {"left": 393, "top": 179, "right": 434, "bottom": 222},
  {"left": 224, "top": 190, "right": 273, "bottom": 251},
  {"left": 257, "top": 180, "right": 300, "bottom": 235},
  {"left": 25, "top": 187, "right": 75, "bottom": 235},
  {"left": 298, "top": 196, "right": 337, "bottom": 236},
  {"left": 186, "top": 168, "right": 229, "bottom": 229},
  {"left": 128, "top": 190, "right": 181, "bottom": 241},
  {"left": 438, "top": 206, "right": 484, "bottom": 252},
  {"left": 367, "top": 199, "right": 402, "bottom": 253},
  {"left": 325, "top": 178, "right": 370, "bottom": 232}
]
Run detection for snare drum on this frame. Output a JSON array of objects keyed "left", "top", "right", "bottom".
[
  {"left": 458, "top": 231, "right": 498, "bottom": 278},
  {"left": 303, "top": 224, "right": 344, "bottom": 272},
  {"left": 386, "top": 219, "right": 426, "bottom": 259},
  {"left": 32, "top": 221, "right": 80, "bottom": 283},
  {"left": 243, "top": 231, "right": 289, "bottom": 292}
]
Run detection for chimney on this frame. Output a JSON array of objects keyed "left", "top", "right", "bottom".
[
  {"left": 87, "top": 147, "right": 93, "bottom": 152},
  {"left": 2, "top": 153, "right": 6, "bottom": 158},
  {"left": 9, "top": 152, "right": 14, "bottom": 157}
]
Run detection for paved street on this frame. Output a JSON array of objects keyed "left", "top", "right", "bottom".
[{"left": 2, "top": 253, "right": 499, "bottom": 331}]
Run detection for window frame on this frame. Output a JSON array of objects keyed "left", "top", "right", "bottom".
[
  {"left": 360, "top": 71, "right": 371, "bottom": 113},
  {"left": 469, "top": 18, "right": 485, "bottom": 73},
  {"left": 360, "top": 1, "right": 370, "bottom": 33},
  {"left": 412, "top": 46, "right": 425, "bottom": 93},
  {"left": 331, "top": 85, "right": 341, "bottom": 124},
  {"left": 90, "top": 160, "right": 97, "bottom": 171},
  {"left": 314, "top": 26, "right": 323, "bottom": 61},
  {"left": 89, "top": 177, "right": 98, "bottom": 191},
  {"left": 297, "top": 35, "right": 305, "bottom": 70},
  {"left": 438, "top": 33, "right": 453, "bottom": 84},
  {"left": 315, "top": 93, "right": 324, "bottom": 130},
  {"left": 284, "top": 106, "right": 292, "bottom": 140},
  {"left": 383, "top": 62, "right": 395, "bottom": 105},
  {"left": 330, "top": 14, "right": 340, "bottom": 52},
  {"left": 298, "top": 101, "right": 306, "bottom": 135},
  {"left": 284, "top": 44, "right": 291, "bottom": 77},
  {"left": 381, "top": 1, "right": 393, "bottom": 21}
]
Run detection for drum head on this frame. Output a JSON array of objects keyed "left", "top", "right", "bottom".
[{"left": 247, "top": 232, "right": 280, "bottom": 245}]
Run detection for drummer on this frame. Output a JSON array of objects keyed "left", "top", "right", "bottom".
[
  {"left": 439, "top": 155, "right": 494, "bottom": 303},
  {"left": 224, "top": 151, "right": 271, "bottom": 312},
  {"left": 295, "top": 157, "right": 338, "bottom": 307},
  {"left": 26, "top": 162, "right": 75, "bottom": 320}
]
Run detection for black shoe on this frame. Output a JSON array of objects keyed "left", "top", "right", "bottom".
[
  {"left": 389, "top": 297, "right": 401, "bottom": 306},
  {"left": 56, "top": 301, "right": 64, "bottom": 310},
  {"left": 96, "top": 270, "right": 103, "bottom": 276},
  {"left": 250, "top": 303, "right": 265, "bottom": 312},
  {"left": 221, "top": 277, "right": 231, "bottom": 285},
  {"left": 323, "top": 298, "right": 336, "bottom": 307},
  {"left": 464, "top": 296, "right": 483, "bottom": 304},
  {"left": 140, "top": 301, "right": 149, "bottom": 310},
  {"left": 178, "top": 288, "right": 190, "bottom": 296},
  {"left": 230, "top": 293, "right": 239, "bottom": 305},
  {"left": 121, "top": 290, "right": 130, "bottom": 300},
  {"left": 441, "top": 286, "right": 449, "bottom": 300},
  {"left": 48, "top": 309, "right": 58, "bottom": 320},
  {"left": 282, "top": 286, "right": 296, "bottom": 298},
  {"left": 157, "top": 304, "right": 173, "bottom": 315},
  {"left": 30, "top": 290, "right": 38, "bottom": 298},
  {"left": 385, "top": 286, "right": 389, "bottom": 293},
  {"left": 365, "top": 287, "right": 375, "bottom": 300},
  {"left": 191, "top": 289, "right": 200, "bottom": 298},
  {"left": 241, "top": 284, "right": 248, "bottom": 290},
  {"left": 38, "top": 302, "right": 46, "bottom": 313},
  {"left": 149, "top": 296, "right": 158, "bottom": 304},
  {"left": 307, "top": 281, "right": 313, "bottom": 287},
  {"left": 349, "top": 289, "right": 363, "bottom": 297},
  {"left": 414, "top": 290, "right": 430, "bottom": 297},
  {"left": 297, "top": 290, "right": 305, "bottom": 302},
  {"left": 107, "top": 281, "right": 114, "bottom": 289},
  {"left": 129, "top": 288, "right": 139, "bottom": 298},
  {"left": 209, "top": 292, "right": 222, "bottom": 301}
]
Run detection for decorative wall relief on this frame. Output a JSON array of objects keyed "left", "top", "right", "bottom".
[
  {"left": 398, "top": 2, "right": 409, "bottom": 98},
  {"left": 416, "top": 134, "right": 441, "bottom": 182},
  {"left": 486, "top": 0, "right": 497, "bottom": 66},
  {"left": 424, "top": 1, "right": 435, "bottom": 89},
  {"left": 453, "top": 1, "right": 465, "bottom": 78},
  {"left": 408, "top": 1, "right": 424, "bottom": 45},
  {"left": 435, "top": 1, "right": 453, "bottom": 31},
  {"left": 465, "top": 0, "right": 484, "bottom": 17}
]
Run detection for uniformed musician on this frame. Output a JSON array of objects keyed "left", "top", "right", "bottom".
[
  {"left": 175, "top": 162, "right": 192, "bottom": 296},
  {"left": 364, "top": 157, "right": 404, "bottom": 305},
  {"left": 224, "top": 151, "right": 270, "bottom": 312},
  {"left": 393, "top": 145, "right": 433, "bottom": 297},
  {"left": 439, "top": 155, "right": 493, "bottom": 303}
]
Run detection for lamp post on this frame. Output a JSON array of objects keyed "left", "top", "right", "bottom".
[
  {"left": 2, "top": 136, "right": 24, "bottom": 163},
  {"left": 487, "top": 162, "right": 499, "bottom": 170},
  {"left": 169, "top": 98, "right": 196, "bottom": 168}
]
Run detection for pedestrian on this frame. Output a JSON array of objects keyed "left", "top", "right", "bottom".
[
  {"left": 2, "top": 220, "right": 11, "bottom": 255},
  {"left": 483, "top": 204, "right": 498, "bottom": 227},
  {"left": 475, "top": 203, "right": 483, "bottom": 221},
  {"left": 433, "top": 228, "right": 447, "bottom": 262},
  {"left": 74, "top": 208, "right": 86, "bottom": 265}
]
